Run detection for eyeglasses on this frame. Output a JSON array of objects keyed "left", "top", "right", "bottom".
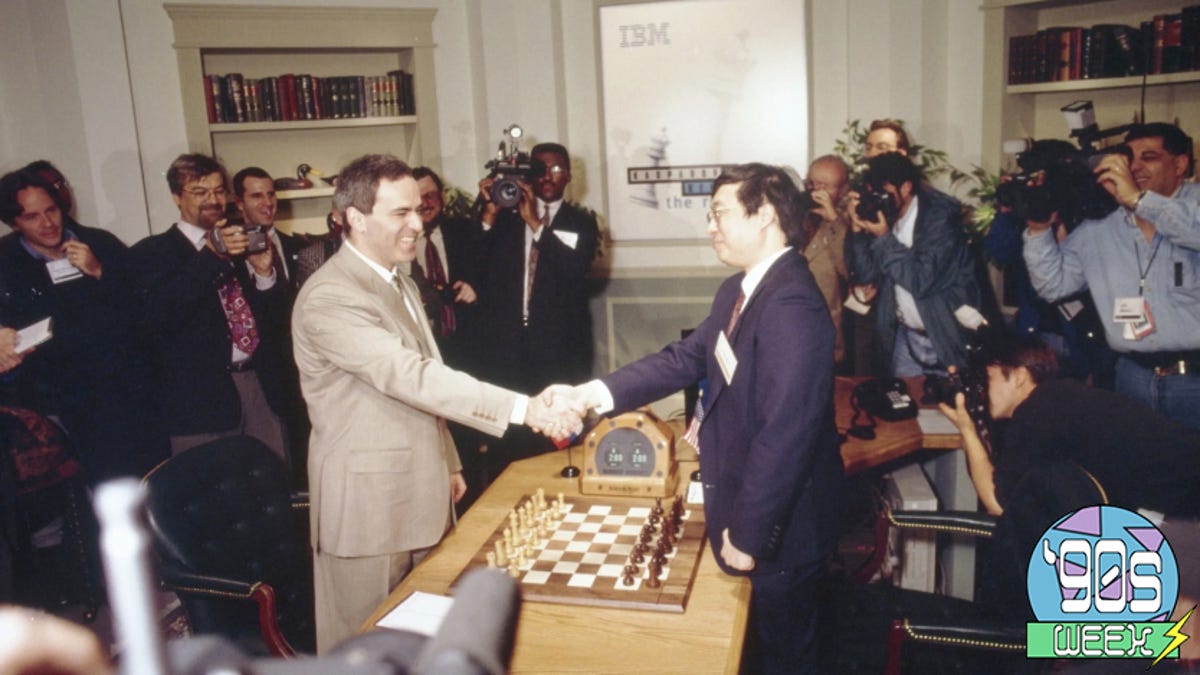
[
  {"left": 864, "top": 142, "right": 897, "bottom": 154},
  {"left": 706, "top": 208, "right": 734, "bottom": 226},
  {"left": 184, "top": 186, "right": 227, "bottom": 200},
  {"left": 805, "top": 180, "right": 837, "bottom": 192}
]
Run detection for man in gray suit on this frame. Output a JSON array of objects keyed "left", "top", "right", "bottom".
[{"left": 292, "top": 154, "right": 580, "bottom": 652}]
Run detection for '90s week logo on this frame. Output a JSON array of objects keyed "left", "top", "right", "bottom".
[{"left": 1026, "top": 505, "right": 1193, "bottom": 664}]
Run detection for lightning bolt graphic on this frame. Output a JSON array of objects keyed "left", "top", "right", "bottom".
[{"left": 1151, "top": 605, "right": 1195, "bottom": 668}]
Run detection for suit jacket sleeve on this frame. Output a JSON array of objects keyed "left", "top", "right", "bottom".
[
  {"left": 296, "top": 276, "right": 516, "bottom": 439},
  {"left": 601, "top": 304, "right": 721, "bottom": 411}
]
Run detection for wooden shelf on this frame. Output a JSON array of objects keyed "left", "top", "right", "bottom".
[
  {"left": 1008, "top": 71, "right": 1200, "bottom": 95},
  {"left": 209, "top": 115, "right": 417, "bottom": 133},
  {"left": 276, "top": 186, "right": 334, "bottom": 201}
]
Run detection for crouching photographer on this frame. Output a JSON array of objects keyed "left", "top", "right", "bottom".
[
  {"left": 1021, "top": 122, "right": 1200, "bottom": 430},
  {"left": 936, "top": 334, "right": 1200, "bottom": 519}
]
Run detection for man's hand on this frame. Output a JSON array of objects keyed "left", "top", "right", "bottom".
[
  {"left": 62, "top": 240, "right": 102, "bottom": 279},
  {"left": 721, "top": 528, "right": 755, "bottom": 572},
  {"left": 247, "top": 243, "right": 275, "bottom": 277},
  {"left": 525, "top": 385, "right": 585, "bottom": 441},
  {"left": 478, "top": 176, "right": 500, "bottom": 226},
  {"left": 0, "top": 607, "right": 113, "bottom": 675},
  {"left": 1024, "top": 210, "right": 1061, "bottom": 235},
  {"left": 450, "top": 471, "right": 467, "bottom": 504},
  {"left": 811, "top": 188, "right": 839, "bottom": 223},
  {"left": 0, "top": 327, "right": 24, "bottom": 374},
  {"left": 1093, "top": 152, "right": 1142, "bottom": 208},
  {"left": 453, "top": 280, "right": 477, "bottom": 304},
  {"left": 206, "top": 221, "right": 248, "bottom": 258},
  {"left": 851, "top": 283, "right": 878, "bottom": 304},
  {"left": 517, "top": 181, "right": 540, "bottom": 231}
]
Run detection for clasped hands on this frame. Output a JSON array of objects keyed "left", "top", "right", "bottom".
[{"left": 523, "top": 384, "right": 606, "bottom": 443}]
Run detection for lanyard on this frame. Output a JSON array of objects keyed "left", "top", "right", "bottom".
[{"left": 1134, "top": 236, "right": 1164, "bottom": 296}]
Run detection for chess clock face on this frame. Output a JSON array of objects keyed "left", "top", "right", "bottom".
[
  {"left": 597, "top": 428, "right": 656, "bottom": 477},
  {"left": 581, "top": 411, "right": 678, "bottom": 497}
]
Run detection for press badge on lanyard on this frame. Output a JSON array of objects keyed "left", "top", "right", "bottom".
[{"left": 1115, "top": 236, "right": 1160, "bottom": 340}]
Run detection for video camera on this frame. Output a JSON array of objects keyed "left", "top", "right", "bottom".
[
  {"left": 484, "top": 124, "right": 546, "bottom": 210},
  {"left": 994, "top": 138, "right": 1123, "bottom": 229}
]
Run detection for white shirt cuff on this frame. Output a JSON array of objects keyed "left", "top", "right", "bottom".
[
  {"left": 579, "top": 379, "right": 614, "bottom": 415},
  {"left": 510, "top": 394, "right": 529, "bottom": 425}
]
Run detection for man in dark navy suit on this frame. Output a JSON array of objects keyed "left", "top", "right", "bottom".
[{"left": 565, "top": 163, "right": 844, "bottom": 673}]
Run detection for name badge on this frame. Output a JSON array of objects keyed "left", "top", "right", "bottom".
[
  {"left": 46, "top": 258, "right": 83, "bottom": 284},
  {"left": 1112, "top": 296, "right": 1146, "bottom": 323},
  {"left": 715, "top": 331, "right": 738, "bottom": 384},
  {"left": 1121, "top": 302, "right": 1156, "bottom": 341}
]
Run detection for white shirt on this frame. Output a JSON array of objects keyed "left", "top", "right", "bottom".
[{"left": 889, "top": 197, "right": 926, "bottom": 331}]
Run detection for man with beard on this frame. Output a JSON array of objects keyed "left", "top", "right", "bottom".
[{"left": 129, "top": 154, "right": 291, "bottom": 462}]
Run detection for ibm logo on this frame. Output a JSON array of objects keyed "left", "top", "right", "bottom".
[{"left": 618, "top": 22, "right": 670, "bottom": 48}]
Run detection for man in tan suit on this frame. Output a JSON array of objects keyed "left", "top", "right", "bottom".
[{"left": 292, "top": 154, "right": 580, "bottom": 652}]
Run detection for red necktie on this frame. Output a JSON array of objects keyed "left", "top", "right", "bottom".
[
  {"left": 424, "top": 238, "right": 456, "bottom": 337},
  {"left": 725, "top": 291, "right": 745, "bottom": 337},
  {"left": 218, "top": 277, "right": 259, "bottom": 357}
]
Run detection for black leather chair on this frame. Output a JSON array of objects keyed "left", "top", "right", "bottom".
[
  {"left": 142, "top": 435, "right": 314, "bottom": 656},
  {"left": 823, "top": 461, "right": 1109, "bottom": 674}
]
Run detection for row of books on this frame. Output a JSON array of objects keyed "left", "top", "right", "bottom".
[
  {"left": 1007, "top": 7, "right": 1200, "bottom": 85},
  {"left": 202, "top": 71, "right": 416, "bottom": 124}
]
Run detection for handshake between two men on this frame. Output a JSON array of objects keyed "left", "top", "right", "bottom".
[{"left": 523, "top": 382, "right": 611, "bottom": 444}]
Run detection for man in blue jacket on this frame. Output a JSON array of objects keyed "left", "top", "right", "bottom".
[{"left": 847, "top": 152, "right": 984, "bottom": 375}]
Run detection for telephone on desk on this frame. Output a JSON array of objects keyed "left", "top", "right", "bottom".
[{"left": 852, "top": 377, "right": 918, "bottom": 421}]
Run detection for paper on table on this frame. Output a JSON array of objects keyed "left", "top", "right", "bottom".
[
  {"left": 15, "top": 318, "right": 52, "bottom": 353},
  {"left": 917, "top": 408, "right": 959, "bottom": 436},
  {"left": 374, "top": 590, "right": 454, "bottom": 636}
]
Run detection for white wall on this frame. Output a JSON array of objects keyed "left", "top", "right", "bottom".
[{"left": 1, "top": 0, "right": 985, "bottom": 252}]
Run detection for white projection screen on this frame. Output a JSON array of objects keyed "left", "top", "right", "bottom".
[{"left": 599, "top": 0, "right": 809, "bottom": 242}]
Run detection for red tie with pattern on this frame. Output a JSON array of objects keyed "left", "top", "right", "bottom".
[
  {"left": 218, "top": 277, "right": 259, "bottom": 357},
  {"left": 424, "top": 238, "right": 456, "bottom": 337}
]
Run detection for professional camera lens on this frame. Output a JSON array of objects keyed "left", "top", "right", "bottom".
[{"left": 491, "top": 178, "right": 523, "bottom": 210}]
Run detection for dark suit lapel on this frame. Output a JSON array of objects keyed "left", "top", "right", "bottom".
[{"left": 704, "top": 253, "right": 795, "bottom": 412}]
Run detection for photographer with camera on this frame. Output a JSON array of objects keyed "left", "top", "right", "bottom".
[
  {"left": 129, "top": 154, "right": 291, "bottom": 462},
  {"left": 938, "top": 335, "right": 1200, "bottom": 518},
  {"left": 1022, "top": 122, "right": 1200, "bottom": 430},
  {"left": 846, "top": 152, "right": 984, "bottom": 376},
  {"left": 472, "top": 140, "right": 599, "bottom": 475}
]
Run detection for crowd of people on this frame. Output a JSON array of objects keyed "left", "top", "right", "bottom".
[{"left": 2, "top": 118, "right": 1200, "bottom": 671}]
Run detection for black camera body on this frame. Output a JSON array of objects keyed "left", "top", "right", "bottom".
[
  {"left": 211, "top": 224, "right": 270, "bottom": 255},
  {"left": 854, "top": 184, "right": 900, "bottom": 223},
  {"left": 996, "top": 139, "right": 1123, "bottom": 229},
  {"left": 484, "top": 126, "right": 546, "bottom": 210},
  {"left": 923, "top": 328, "right": 998, "bottom": 445}
]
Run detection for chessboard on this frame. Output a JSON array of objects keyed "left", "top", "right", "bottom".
[{"left": 452, "top": 490, "right": 707, "bottom": 613}]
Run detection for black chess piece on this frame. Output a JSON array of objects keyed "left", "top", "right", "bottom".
[
  {"left": 646, "top": 562, "right": 662, "bottom": 589},
  {"left": 622, "top": 571, "right": 635, "bottom": 587},
  {"left": 652, "top": 497, "right": 664, "bottom": 517},
  {"left": 631, "top": 547, "right": 645, "bottom": 564}
]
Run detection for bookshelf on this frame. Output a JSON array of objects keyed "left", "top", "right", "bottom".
[
  {"left": 982, "top": 0, "right": 1200, "bottom": 172},
  {"left": 165, "top": 4, "right": 440, "bottom": 234}
]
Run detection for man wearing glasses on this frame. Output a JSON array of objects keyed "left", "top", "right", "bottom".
[
  {"left": 803, "top": 155, "right": 852, "bottom": 366},
  {"left": 472, "top": 142, "right": 600, "bottom": 476},
  {"left": 129, "top": 153, "right": 291, "bottom": 461}
]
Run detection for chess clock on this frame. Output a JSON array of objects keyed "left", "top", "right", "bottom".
[{"left": 581, "top": 410, "right": 678, "bottom": 498}]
